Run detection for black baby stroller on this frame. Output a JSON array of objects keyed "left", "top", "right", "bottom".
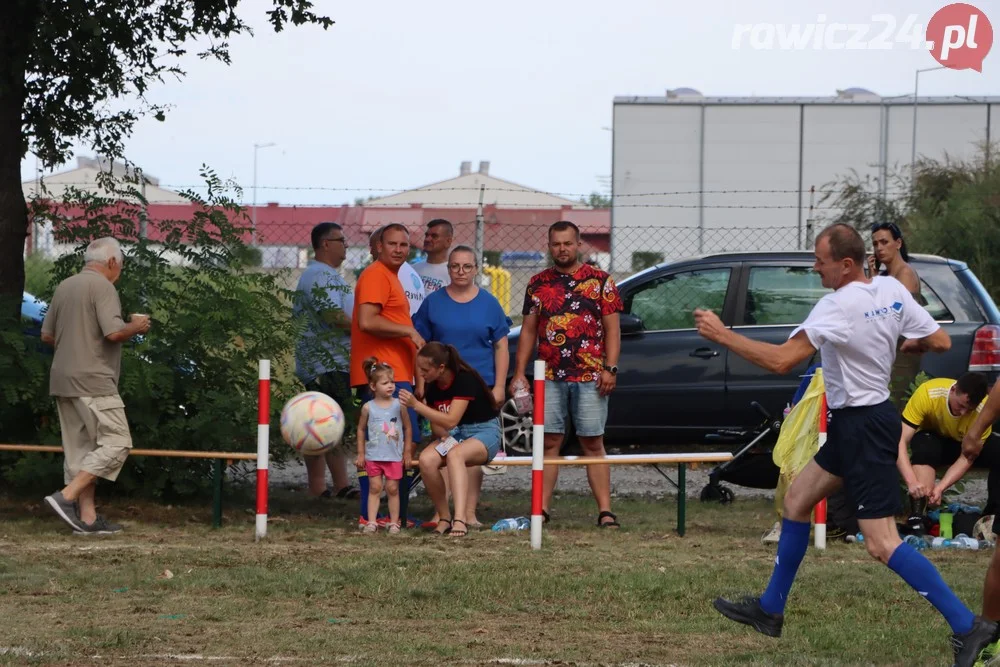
[
  {"left": 699, "top": 363, "right": 821, "bottom": 504},
  {"left": 699, "top": 401, "right": 783, "bottom": 504}
]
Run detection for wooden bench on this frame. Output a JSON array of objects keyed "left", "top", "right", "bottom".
[
  {"left": 405, "top": 452, "right": 733, "bottom": 536},
  {"left": 0, "top": 444, "right": 257, "bottom": 528}
]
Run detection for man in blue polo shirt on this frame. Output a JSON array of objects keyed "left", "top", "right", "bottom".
[{"left": 294, "top": 222, "right": 358, "bottom": 500}]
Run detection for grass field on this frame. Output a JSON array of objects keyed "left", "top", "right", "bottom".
[{"left": 0, "top": 488, "right": 994, "bottom": 666}]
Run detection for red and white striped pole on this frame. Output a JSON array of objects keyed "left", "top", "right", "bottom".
[
  {"left": 256, "top": 359, "right": 270, "bottom": 541},
  {"left": 814, "top": 392, "right": 828, "bottom": 549},
  {"left": 530, "top": 359, "right": 545, "bottom": 551}
]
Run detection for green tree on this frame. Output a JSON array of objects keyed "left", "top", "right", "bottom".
[
  {"left": 820, "top": 144, "right": 1000, "bottom": 299},
  {"left": 0, "top": 1, "right": 333, "bottom": 323},
  {"left": 0, "top": 170, "right": 311, "bottom": 498},
  {"left": 580, "top": 192, "right": 612, "bottom": 208}
]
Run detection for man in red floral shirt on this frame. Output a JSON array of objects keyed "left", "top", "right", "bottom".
[{"left": 510, "top": 220, "right": 623, "bottom": 527}]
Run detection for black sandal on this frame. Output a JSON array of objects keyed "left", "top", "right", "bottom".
[
  {"left": 434, "top": 518, "right": 453, "bottom": 536},
  {"left": 542, "top": 510, "right": 551, "bottom": 524},
  {"left": 450, "top": 519, "right": 468, "bottom": 537},
  {"left": 597, "top": 511, "right": 621, "bottom": 528}
]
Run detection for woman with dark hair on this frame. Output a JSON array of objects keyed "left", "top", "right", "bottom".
[
  {"left": 869, "top": 221, "right": 921, "bottom": 296},
  {"left": 398, "top": 342, "right": 502, "bottom": 537},
  {"left": 869, "top": 222, "right": 927, "bottom": 408},
  {"left": 413, "top": 245, "right": 510, "bottom": 529}
]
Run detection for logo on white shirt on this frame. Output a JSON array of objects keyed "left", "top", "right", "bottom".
[{"left": 863, "top": 301, "right": 904, "bottom": 322}]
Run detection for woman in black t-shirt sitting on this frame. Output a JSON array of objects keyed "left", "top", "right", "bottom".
[{"left": 398, "top": 342, "right": 502, "bottom": 537}]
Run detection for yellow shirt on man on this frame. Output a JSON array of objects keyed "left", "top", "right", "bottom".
[{"left": 901, "top": 377, "right": 992, "bottom": 443}]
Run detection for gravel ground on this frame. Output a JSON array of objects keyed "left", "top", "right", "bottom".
[{"left": 265, "top": 457, "right": 991, "bottom": 506}]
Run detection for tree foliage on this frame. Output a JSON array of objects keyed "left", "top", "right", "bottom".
[
  {"left": 0, "top": 0, "right": 332, "bottom": 321},
  {"left": 1, "top": 172, "right": 312, "bottom": 498},
  {"left": 580, "top": 192, "right": 612, "bottom": 208},
  {"left": 24, "top": 0, "right": 332, "bottom": 167},
  {"left": 819, "top": 144, "right": 1000, "bottom": 299}
]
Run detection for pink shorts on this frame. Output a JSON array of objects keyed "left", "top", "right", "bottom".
[{"left": 365, "top": 460, "right": 403, "bottom": 480}]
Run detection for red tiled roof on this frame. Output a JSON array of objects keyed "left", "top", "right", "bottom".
[{"left": 29, "top": 201, "right": 610, "bottom": 254}]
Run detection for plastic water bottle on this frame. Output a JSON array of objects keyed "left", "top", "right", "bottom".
[
  {"left": 846, "top": 532, "right": 864, "bottom": 543},
  {"left": 931, "top": 537, "right": 952, "bottom": 549},
  {"left": 513, "top": 381, "right": 532, "bottom": 415},
  {"left": 951, "top": 536, "right": 981, "bottom": 550},
  {"left": 903, "top": 534, "right": 928, "bottom": 550},
  {"left": 492, "top": 516, "right": 530, "bottom": 532}
]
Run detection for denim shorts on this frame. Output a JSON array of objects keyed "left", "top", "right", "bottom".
[
  {"left": 450, "top": 418, "right": 502, "bottom": 462},
  {"left": 544, "top": 380, "right": 608, "bottom": 437}
]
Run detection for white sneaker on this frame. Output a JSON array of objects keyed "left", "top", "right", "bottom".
[{"left": 761, "top": 521, "right": 781, "bottom": 544}]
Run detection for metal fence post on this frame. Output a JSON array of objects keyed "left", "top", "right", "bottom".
[{"left": 475, "top": 184, "right": 486, "bottom": 269}]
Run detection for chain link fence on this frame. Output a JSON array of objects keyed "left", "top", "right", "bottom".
[
  {"left": 22, "top": 177, "right": 838, "bottom": 319},
  {"left": 23, "top": 216, "right": 828, "bottom": 320}
]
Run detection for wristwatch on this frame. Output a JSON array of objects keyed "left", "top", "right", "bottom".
[{"left": 606, "top": 365, "right": 619, "bottom": 375}]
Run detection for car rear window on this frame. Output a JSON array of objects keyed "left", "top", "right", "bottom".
[{"left": 919, "top": 279, "right": 952, "bottom": 321}]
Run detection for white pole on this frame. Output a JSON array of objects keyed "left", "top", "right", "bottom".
[{"left": 530, "top": 359, "right": 545, "bottom": 550}]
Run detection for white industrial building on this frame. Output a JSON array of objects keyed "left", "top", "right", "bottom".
[{"left": 610, "top": 89, "right": 998, "bottom": 272}]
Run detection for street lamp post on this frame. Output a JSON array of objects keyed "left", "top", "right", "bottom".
[
  {"left": 252, "top": 142, "right": 276, "bottom": 245},
  {"left": 911, "top": 66, "right": 946, "bottom": 186}
]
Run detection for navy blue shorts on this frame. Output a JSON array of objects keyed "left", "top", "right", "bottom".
[{"left": 814, "top": 400, "right": 902, "bottom": 520}]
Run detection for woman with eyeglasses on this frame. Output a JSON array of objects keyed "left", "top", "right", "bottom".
[{"left": 413, "top": 245, "right": 511, "bottom": 529}]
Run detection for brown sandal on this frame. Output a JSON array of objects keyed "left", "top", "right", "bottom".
[
  {"left": 597, "top": 511, "right": 621, "bottom": 528},
  {"left": 434, "top": 518, "right": 452, "bottom": 535},
  {"left": 450, "top": 519, "right": 468, "bottom": 537}
]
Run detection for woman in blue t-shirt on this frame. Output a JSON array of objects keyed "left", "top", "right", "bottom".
[
  {"left": 399, "top": 342, "right": 502, "bottom": 537},
  {"left": 413, "top": 246, "right": 511, "bottom": 529}
]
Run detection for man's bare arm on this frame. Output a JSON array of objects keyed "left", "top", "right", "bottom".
[
  {"left": 321, "top": 308, "right": 351, "bottom": 330},
  {"left": 962, "top": 381, "right": 1000, "bottom": 461},
  {"left": 357, "top": 303, "right": 423, "bottom": 349},
  {"left": 900, "top": 327, "right": 951, "bottom": 354},
  {"left": 105, "top": 316, "right": 150, "bottom": 343},
  {"left": 695, "top": 308, "right": 815, "bottom": 375}
]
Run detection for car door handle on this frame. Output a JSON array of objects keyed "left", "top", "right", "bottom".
[{"left": 690, "top": 348, "right": 720, "bottom": 359}]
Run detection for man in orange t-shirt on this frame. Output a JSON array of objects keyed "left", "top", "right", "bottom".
[{"left": 351, "top": 224, "right": 426, "bottom": 437}]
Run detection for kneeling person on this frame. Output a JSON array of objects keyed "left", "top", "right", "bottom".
[{"left": 897, "top": 373, "right": 993, "bottom": 513}]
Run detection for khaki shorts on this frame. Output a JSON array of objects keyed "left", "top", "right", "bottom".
[{"left": 56, "top": 395, "right": 133, "bottom": 484}]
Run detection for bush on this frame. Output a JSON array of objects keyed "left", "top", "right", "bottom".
[
  {"left": 1, "top": 169, "right": 317, "bottom": 499},
  {"left": 632, "top": 251, "right": 664, "bottom": 272}
]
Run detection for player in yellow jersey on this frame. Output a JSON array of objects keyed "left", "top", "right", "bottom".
[{"left": 897, "top": 373, "right": 993, "bottom": 524}]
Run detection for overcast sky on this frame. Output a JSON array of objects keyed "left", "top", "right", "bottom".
[{"left": 19, "top": 0, "right": 1000, "bottom": 206}]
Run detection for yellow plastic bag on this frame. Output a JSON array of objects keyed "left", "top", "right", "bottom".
[{"left": 772, "top": 369, "right": 825, "bottom": 519}]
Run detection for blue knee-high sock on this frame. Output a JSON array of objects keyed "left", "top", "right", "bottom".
[
  {"left": 888, "top": 542, "right": 975, "bottom": 634},
  {"left": 759, "top": 519, "right": 811, "bottom": 615},
  {"left": 358, "top": 471, "right": 369, "bottom": 520}
]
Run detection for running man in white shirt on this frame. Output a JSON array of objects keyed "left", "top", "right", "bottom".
[{"left": 694, "top": 223, "right": 996, "bottom": 667}]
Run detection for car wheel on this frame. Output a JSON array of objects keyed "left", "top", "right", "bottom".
[{"left": 500, "top": 398, "right": 533, "bottom": 454}]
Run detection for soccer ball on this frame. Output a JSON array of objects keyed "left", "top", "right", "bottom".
[{"left": 280, "top": 391, "right": 345, "bottom": 455}]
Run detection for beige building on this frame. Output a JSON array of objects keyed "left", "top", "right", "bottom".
[
  {"left": 365, "top": 160, "right": 589, "bottom": 210},
  {"left": 23, "top": 156, "right": 188, "bottom": 204}
]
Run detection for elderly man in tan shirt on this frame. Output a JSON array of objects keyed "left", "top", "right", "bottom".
[{"left": 41, "top": 237, "right": 150, "bottom": 535}]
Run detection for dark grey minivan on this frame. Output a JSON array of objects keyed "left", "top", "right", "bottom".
[{"left": 502, "top": 252, "right": 1000, "bottom": 452}]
